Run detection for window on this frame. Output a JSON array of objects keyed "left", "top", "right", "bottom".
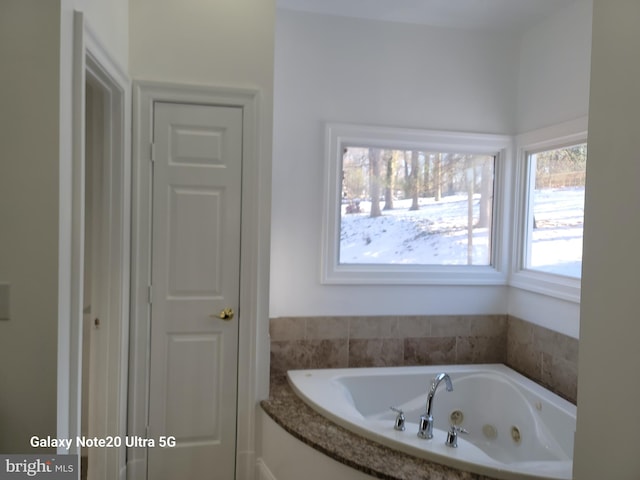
[
  {"left": 524, "top": 143, "right": 587, "bottom": 278},
  {"left": 322, "top": 123, "right": 511, "bottom": 285},
  {"left": 340, "top": 147, "right": 495, "bottom": 266},
  {"left": 511, "top": 117, "right": 588, "bottom": 302}
]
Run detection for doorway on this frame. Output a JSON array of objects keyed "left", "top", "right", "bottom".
[
  {"left": 145, "top": 102, "right": 243, "bottom": 479},
  {"left": 73, "top": 35, "right": 131, "bottom": 478},
  {"left": 129, "top": 83, "right": 269, "bottom": 480},
  {"left": 80, "top": 77, "right": 104, "bottom": 478}
]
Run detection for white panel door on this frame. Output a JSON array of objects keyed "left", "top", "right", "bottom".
[{"left": 148, "top": 102, "right": 242, "bottom": 480}]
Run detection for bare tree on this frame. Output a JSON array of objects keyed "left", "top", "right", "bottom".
[
  {"left": 478, "top": 158, "right": 493, "bottom": 228},
  {"left": 434, "top": 152, "right": 442, "bottom": 201},
  {"left": 402, "top": 151, "right": 411, "bottom": 198},
  {"left": 422, "top": 152, "right": 431, "bottom": 197},
  {"left": 342, "top": 148, "right": 367, "bottom": 201},
  {"left": 409, "top": 150, "right": 420, "bottom": 210},
  {"left": 369, "top": 148, "right": 382, "bottom": 218},
  {"left": 466, "top": 156, "right": 475, "bottom": 264},
  {"left": 535, "top": 144, "right": 587, "bottom": 188},
  {"left": 383, "top": 150, "right": 396, "bottom": 210}
]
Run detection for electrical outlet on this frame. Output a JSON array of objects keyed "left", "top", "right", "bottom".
[{"left": 0, "top": 284, "right": 10, "bottom": 320}]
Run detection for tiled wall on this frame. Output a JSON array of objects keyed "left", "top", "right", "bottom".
[
  {"left": 270, "top": 315, "right": 578, "bottom": 404},
  {"left": 507, "top": 316, "right": 578, "bottom": 403}
]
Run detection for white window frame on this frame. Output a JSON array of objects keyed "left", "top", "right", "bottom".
[
  {"left": 321, "top": 123, "right": 512, "bottom": 285},
  {"left": 510, "top": 117, "right": 588, "bottom": 303}
]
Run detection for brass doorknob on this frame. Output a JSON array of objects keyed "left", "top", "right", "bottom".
[{"left": 217, "top": 308, "right": 234, "bottom": 321}]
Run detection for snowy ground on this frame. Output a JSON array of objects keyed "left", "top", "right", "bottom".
[
  {"left": 528, "top": 187, "right": 584, "bottom": 278},
  {"left": 340, "top": 187, "right": 584, "bottom": 278}
]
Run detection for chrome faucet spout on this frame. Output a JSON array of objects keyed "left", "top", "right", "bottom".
[
  {"left": 418, "top": 372, "right": 453, "bottom": 440},
  {"left": 426, "top": 372, "right": 453, "bottom": 416}
]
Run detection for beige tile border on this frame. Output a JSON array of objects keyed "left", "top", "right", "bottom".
[{"left": 269, "top": 314, "right": 577, "bottom": 404}]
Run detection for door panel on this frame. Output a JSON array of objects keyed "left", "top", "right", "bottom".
[
  {"left": 148, "top": 102, "right": 242, "bottom": 480},
  {"left": 169, "top": 187, "right": 223, "bottom": 296},
  {"left": 164, "top": 334, "right": 222, "bottom": 440}
]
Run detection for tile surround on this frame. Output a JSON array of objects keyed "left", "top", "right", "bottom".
[
  {"left": 507, "top": 316, "right": 578, "bottom": 403},
  {"left": 269, "top": 314, "right": 507, "bottom": 373},
  {"left": 270, "top": 315, "right": 578, "bottom": 404}
]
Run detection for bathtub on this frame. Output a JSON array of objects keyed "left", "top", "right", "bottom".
[{"left": 287, "top": 364, "right": 576, "bottom": 480}]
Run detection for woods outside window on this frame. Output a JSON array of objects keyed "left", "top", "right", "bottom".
[
  {"left": 510, "top": 118, "right": 587, "bottom": 302},
  {"left": 321, "top": 123, "right": 511, "bottom": 285},
  {"left": 522, "top": 143, "right": 587, "bottom": 278}
]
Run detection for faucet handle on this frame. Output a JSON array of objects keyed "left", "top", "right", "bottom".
[
  {"left": 389, "top": 407, "right": 405, "bottom": 431},
  {"left": 445, "top": 424, "right": 468, "bottom": 448}
]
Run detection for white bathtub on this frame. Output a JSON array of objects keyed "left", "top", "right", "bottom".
[{"left": 287, "top": 364, "right": 576, "bottom": 480}]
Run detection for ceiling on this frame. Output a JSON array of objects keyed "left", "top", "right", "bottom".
[{"left": 276, "top": 0, "right": 579, "bottom": 31}]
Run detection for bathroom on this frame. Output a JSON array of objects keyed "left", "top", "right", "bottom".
[
  {"left": 266, "top": 1, "right": 587, "bottom": 477},
  {"left": 269, "top": 0, "right": 639, "bottom": 477},
  {"left": 0, "top": 0, "right": 639, "bottom": 479}
]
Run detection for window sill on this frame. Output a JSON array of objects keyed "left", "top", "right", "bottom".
[
  {"left": 509, "top": 269, "right": 581, "bottom": 303},
  {"left": 321, "top": 264, "right": 507, "bottom": 285}
]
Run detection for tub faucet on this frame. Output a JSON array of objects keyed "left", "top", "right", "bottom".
[
  {"left": 445, "top": 424, "right": 468, "bottom": 448},
  {"left": 417, "top": 372, "right": 453, "bottom": 439},
  {"left": 390, "top": 407, "right": 405, "bottom": 431}
]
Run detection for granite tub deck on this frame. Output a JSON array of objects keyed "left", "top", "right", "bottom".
[{"left": 261, "top": 377, "right": 498, "bottom": 480}]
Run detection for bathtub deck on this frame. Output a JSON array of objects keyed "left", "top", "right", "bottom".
[{"left": 261, "top": 377, "right": 499, "bottom": 480}]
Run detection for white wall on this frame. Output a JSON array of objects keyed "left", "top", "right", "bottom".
[
  {"left": 130, "top": 0, "right": 275, "bottom": 91},
  {"left": 271, "top": 5, "right": 593, "bottom": 335},
  {"left": 508, "top": 288, "right": 580, "bottom": 338},
  {"left": 270, "top": 11, "right": 519, "bottom": 317},
  {"left": 0, "top": 0, "right": 129, "bottom": 453},
  {"left": 81, "top": 0, "right": 129, "bottom": 70},
  {"left": 574, "top": 1, "right": 640, "bottom": 477},
  {"left": 508, "top": 0, "right": 592, "bottom": 338},
  {"left": 516, "top": 0, "right": 593, "bottom": 133},
  {"left": 0, "top": 0, "right": 61, "bottom": 452}
]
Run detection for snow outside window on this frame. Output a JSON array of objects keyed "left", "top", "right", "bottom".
[
  {"left": 510, "top": 118, "right": 587, "bottom": 303},
  {"left": 340, "top": 147, "right": 495, "bottom": 267},
  {"left": 321, "top": 123, "right": 511, "bottom": 285},
  {"left": 523, "top": 143, "right": 587, "bottom": 278}
]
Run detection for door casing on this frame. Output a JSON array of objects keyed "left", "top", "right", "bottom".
[
  {"left": 62, "top": 11, "right": 131, "bottom": 480},
  {"left": 129, "top": 81, "right": 271, "bottom": 480}
]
